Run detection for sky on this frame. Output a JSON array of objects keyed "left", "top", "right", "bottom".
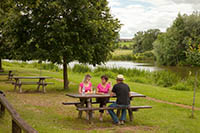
[{"left": 108, "top": 0, "right": 200, "bottom": 39}]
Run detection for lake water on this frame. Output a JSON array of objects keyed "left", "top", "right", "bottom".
[{"left": 69, "top": 61, "right": 200, "bottom": 77}]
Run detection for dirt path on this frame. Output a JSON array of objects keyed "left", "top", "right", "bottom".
[{"left": 145, "top": 97, "right": 200, "bottom": 111}]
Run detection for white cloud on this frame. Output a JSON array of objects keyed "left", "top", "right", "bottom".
[{"left": 108, "top": 0, "right": 199, "bottom": 39}]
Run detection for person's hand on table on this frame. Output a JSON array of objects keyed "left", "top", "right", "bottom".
[{"left": 96, "top": 92, "right": 104, "bottom": 95}]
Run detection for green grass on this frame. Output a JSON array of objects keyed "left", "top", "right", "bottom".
[
  {"left": 0, "top": 62, "right": 200, "bottom": 132},
  {"left": 112, "top": 49, "right": 132, "bottom": 56}
]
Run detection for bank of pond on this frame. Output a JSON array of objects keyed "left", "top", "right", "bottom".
[{"left": 3, "top": 61, "right": 200, "bottom": 92}]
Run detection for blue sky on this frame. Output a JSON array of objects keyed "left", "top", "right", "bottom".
[{"left": 108, "top": 0, "right": 199, "bottom": 39}]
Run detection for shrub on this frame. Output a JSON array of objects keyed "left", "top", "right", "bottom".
[
  {"left": 170, "top": 82, "right": 191, "bottom": 91},
  {"left": 152, "top": 71, "right": 179, "bottom": 87},
  {"left": 93, "top": 71, "right": 117, "bottom": 79},
  {"left": 72, "top": 64, "right": 91, "bottom": 73}
]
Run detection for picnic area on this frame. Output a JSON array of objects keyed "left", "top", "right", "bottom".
[
  {"left": 1, "top": 0, "right": 200, "bottom": 133},
  {"left": 0, "top": 62, "right": 200, "bottom": 133}
]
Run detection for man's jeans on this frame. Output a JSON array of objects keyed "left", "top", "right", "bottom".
[{"left": 108, "top": 103, "right": 129, "bottom": 123}]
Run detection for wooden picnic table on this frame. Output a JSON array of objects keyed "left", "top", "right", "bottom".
[
  {"left": 0, "top": 70, "right": 14, "bottom": 80},
  {"left": 12, "top": 76, "right": 53, "bottom": 93},
  {"left": 65, "top": 92, "right": 149, "bottom": 122}
]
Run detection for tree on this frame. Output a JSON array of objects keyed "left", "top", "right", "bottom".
[
  {"left": 5, "top": 0, "right": 121, "bottom": 89},
  {"left": 133, "top": 29, "right": 160, "bottom": 54},
  {"left": 153, "top": 12, "right": 200, "bottom": 66},
  {"left": 0, "top": 0, "right": 14, "bottom": 70}
]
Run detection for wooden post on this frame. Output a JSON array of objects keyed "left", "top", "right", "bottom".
[
  {"left": 12, "top": 120, "right": 22, "bottom": 133},
  {"left": 191, "top": 72, "right": 198, "bottom": 118},
  {"left": 86, "top": 98, "right": 93, "bottom": 123},
  {"left": 0, "top": 102, "right": 5, "bottom": 113}
]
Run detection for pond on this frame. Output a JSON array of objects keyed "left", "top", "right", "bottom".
[{"left": 69, "top": 61, "right": 200, "bottom": 77}]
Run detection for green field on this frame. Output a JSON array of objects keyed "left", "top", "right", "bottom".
[{"left": 0, "top": 62, "right": 200, "bottom": 133}]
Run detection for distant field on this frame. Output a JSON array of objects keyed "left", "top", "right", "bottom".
[
  {"left": 119, "top": 41, "right": 133, "bottom": 46},
  {"left": 112, "top": 49, "right": 132, "bottom": 56}
]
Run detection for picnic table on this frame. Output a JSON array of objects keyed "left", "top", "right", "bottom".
[
  {"left": 64, "top": 92, "right": 152, "bottom": 122},
  {"left": 0, "top": 70, "right": 14, "bottom": 80},
  {"left": 11, "top": 76, "right": 54, "bottom": 93}
]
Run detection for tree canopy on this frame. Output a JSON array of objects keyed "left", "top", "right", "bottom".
[
  {"left": 132, "top": 29, "right": 160, "bottom": 54},
  {"left": 3, "top": 0, "right": 121, "bottom": 88},
  {"left": 153, "top": 12, "right": 200, "bottom": 66}
]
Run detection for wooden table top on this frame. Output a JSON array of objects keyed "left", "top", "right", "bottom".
[
  {"left": 66, "top": 92, "right": 146, "bottom": 98},
  {"left": 13, "top": 76, "right": 52, "bottom": 79}
]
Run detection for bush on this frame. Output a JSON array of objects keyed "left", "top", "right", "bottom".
[
  {"left": 152, "top": 71, "right": 179, "bottom": 87},
  {"left": 93, "top": 71, "right": 117, "bottom": 79},
  {"left": 72, "top": 64, "right": 91, "bottom": 73},
  {"left": 170, "top": 82, "right": 191, "bottom": 91}
]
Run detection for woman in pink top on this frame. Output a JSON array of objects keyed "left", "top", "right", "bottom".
[
  {"left": 96, "top": 75, "right": 111, "bottom": 121},
  {"left": 79, "top": 74, "right": 92, "bottom": 94}
]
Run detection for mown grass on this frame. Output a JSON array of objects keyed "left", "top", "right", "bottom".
[{"left": 0, "top": 62, "right": 200, "bottom": 132}]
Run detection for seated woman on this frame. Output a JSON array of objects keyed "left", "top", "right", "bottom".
[
  {"left": 96, "top": 75, "right": 111, "bottom": 121},
  {"left": 79, "top": 74, "right": 92, "bottom": 94}
]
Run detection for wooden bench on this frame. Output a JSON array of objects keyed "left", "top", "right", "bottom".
[
  {"left": 77, "top": 106, "right": 152, "bottom": 121},
  {"left": 62, "top": 101, "right": 115, "bottom": 106},
  {"left": 12, "top": 81, "right": 54, "bottom": 93},
  {"left": 12, "top": 76, "right": 53, "bottom": 93},
  {"left": 0, "top": 71, "right": 14, "bottom": 80}
]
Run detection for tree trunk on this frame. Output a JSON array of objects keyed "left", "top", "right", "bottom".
[
  {"left": 0, "top": 58, "right": 2, "bottom": 71},
  {"left": 63, "top": 57, "right": 69, "bottom": 89}
]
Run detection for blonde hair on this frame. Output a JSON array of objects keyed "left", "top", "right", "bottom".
[{"left": 83, "top": 74, "right": 92, "bottom": 83}]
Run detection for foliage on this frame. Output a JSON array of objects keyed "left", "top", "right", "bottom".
[
  {"left": 72, "top": 64, "right": 91, "bottom": 73},
  {"left": 133, "top": 29, "right": 160, "bottom": 54},
  {"left": 154, "top": 12, "right": 200, "bottom": 66},
  {"left": 4, "top": 0, "right": 121, "bottom": 89}
]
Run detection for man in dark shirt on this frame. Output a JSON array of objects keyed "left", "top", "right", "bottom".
[{"left": 108, "top": 74, "right": 130, "bottom": 125}]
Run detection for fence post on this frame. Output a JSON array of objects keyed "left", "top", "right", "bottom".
[
  {"left": 12, "top": 120, "right": 22, "bottom": 133},
  {"left": 191, "top": 72, "right": 198, "bottom": 118},
  {"left": 0, "top": 103, "right": 5, "bottom": 113}
]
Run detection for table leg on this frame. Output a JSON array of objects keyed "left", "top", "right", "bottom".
[
  {"left": 117, "top": 109, "right": 121, "bottom": 117},
  {"left": 86, "top": 98, "right": 92, "bottom": 122},
  {"left": 19, "top": 80, "right": 22, "bottom": 93},
  {"left": 14, "top": 79, "right": 17, "bottom": 91},
  {"left": 37, "top": 79, "right": 42, "bottom": 91},
  {"left": 128, "top": 109, "right": 133, "bottom": 121},
  {"left": 41, "top": 79, "right": 46, "bottom": 93},
  {"left": 78, "top": 99, "right": 85, "bottom": 119}
]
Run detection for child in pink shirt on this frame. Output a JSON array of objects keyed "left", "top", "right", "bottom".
[{"left": 96, "top": 75, "right": 111, "bottom": 121}]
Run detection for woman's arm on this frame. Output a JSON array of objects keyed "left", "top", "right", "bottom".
[{"left": 79, "top": 86, "right": 82, "bottom": 94}]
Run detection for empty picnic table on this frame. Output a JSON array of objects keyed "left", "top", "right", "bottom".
[
  {"left": 0, "top": 70, "right": 14, "bottom": 80},
  {"left": 64, "top": 92, "right": 152, "bottom": 122},
  {"left": 12, "top": 76, "right": 53, "bottom": 93}
]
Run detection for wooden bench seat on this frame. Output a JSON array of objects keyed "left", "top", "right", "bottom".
[
  {"left": 62, "top": 101, "right": 115, "bottom": 105},
  {"left": 77, "top": 105, "right": 152, "bottom": 111},
  {"left": 77, "top": 105, "right": 152, "bottom": 121},
  {"left": 12, "top": 82, "right": 54, "bottom": 85}
]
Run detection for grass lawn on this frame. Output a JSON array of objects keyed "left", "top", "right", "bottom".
[{"left": 0, "top": 64, "right": 200, "bottom": 133}]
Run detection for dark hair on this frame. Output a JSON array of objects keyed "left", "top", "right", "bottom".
[{"left": 101, "top": 75, "right": 108, "bottom": 82}]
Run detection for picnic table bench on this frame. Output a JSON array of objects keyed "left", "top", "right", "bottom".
[
  {"left": 0, "top": 70, "right": 14, "bottom": 80},
  {"left": 64, "top": 92, "right": 152, "bottom": 122},
  {"left": 11, "top": 76, "right": 54, "bottom": 93}
]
